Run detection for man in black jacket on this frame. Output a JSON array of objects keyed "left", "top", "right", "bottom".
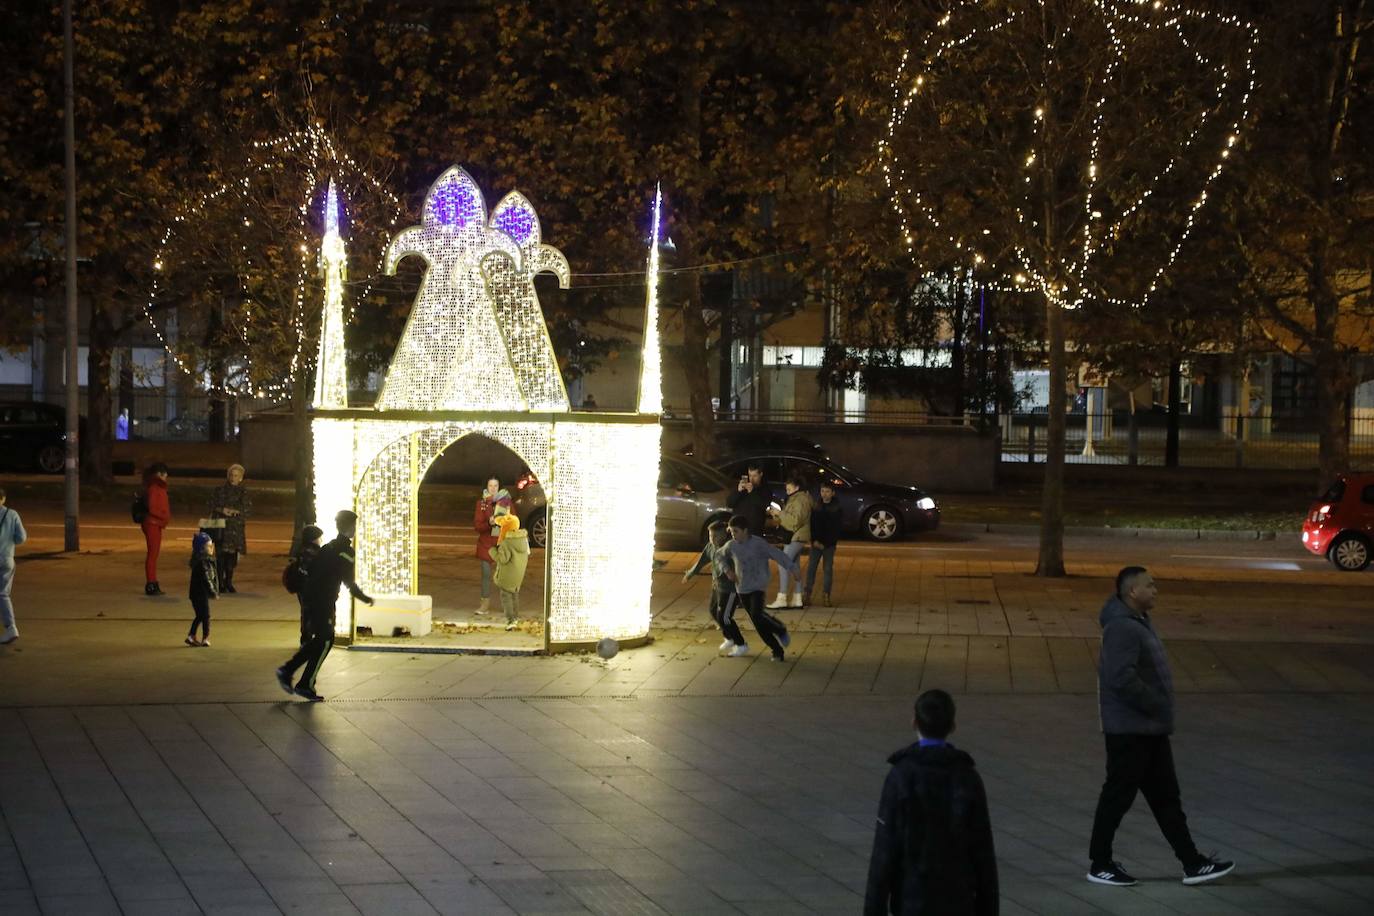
[
  {"left": 865, "top": 689, "right": 998, "bottom": 916},
  {"left": 1087, "top": 566, "right": 1233, "bottom": 887},
  {"left": 726, "top": 462, "right": 771, "bottom": 536},
  {"left": 275, "top": 510, "right": 373, "bottom": 701}
]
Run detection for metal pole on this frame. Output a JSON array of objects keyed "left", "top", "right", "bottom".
[{"left": 62, "top": 0, "right": 80, "bottom": 551}]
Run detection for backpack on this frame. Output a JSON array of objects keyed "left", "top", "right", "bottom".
[
  {"left": 131, "top": 490, "right": 148, "bottom": 525},
  {"left": 282, "top": 558, "right": 306, "bottom": 594}
]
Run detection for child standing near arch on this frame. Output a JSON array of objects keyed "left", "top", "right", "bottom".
[{"left": 493, "top": 514, "right": 529, "bottom": 632}]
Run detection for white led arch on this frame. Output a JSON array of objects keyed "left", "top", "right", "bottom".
[{"left": 311, "top": 167, "right": 662, "bottom": 650}]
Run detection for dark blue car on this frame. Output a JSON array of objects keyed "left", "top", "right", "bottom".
[{"left": 715, "top": 451, "right": 940, "bottom": 542}]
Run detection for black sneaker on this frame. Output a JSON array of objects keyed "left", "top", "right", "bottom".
[
  {"left": 293, "top": 686, "right": 324, "bottom": 702},
  {"left": 1087, "top": 861, "right": 1138, "bottom": 887},
  {"left": 275, "top": 668, "right": 294, "bottom": 696},
  {"left": 1183, "top": 856, "right": 1234, "bottom": 885}
]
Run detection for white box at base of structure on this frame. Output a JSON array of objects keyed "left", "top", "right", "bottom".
[{"left": 357, "top": 595, "right": 433, "bottom": 637}]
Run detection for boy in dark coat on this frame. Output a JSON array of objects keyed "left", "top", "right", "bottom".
[
  {"left": 185, "top": 532, "right": 218, "bottom": 646},
  {"left": 865, "top": 689, "right": 998, "bottom": 916}
]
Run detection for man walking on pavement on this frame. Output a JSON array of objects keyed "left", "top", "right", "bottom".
[
  {"left": 276, "top": 510, "right": 373, "bottom": 701},
  {"left": 1087, "top": 566, "right": 1233, "bottom": 887}
]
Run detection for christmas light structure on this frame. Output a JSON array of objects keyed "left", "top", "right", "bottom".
[
  {"left": 878, "top": 0, "right": 1259, "bottom": 310},
  {"left": 314, "top": 179, "right": 349, "bottom": 409},
  {"left": 312, "top": 167, "right": 663, "bottom": 649},
  {"left": 636, "top": 184, "right": 664, "bottom": 415}
]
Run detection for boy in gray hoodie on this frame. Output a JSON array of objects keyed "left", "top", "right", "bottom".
[
  {"left": 717, "top": 515, "right": 799, "bottom": 660},
  {"left": 1087, "top": 566, "right": 1233, "bottom": 888}
]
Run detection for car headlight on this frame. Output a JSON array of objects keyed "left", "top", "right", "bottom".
[{"left": 916, "top": 497, "right": 936, "bottom": 511}]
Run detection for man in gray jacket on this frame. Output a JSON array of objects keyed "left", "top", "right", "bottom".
[
  {"left": 1087, "top": 566, "right": 1233, "bottom": 888},
  {"left": 0, "top": 487, "right": 28, "bottom": 645}
]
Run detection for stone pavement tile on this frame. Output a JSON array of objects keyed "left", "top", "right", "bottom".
[
  {"left": 31, "top": 894, "right": 124, "bottom": 916},
  {"left": 341, "top": 881, "right": 440, "bottom": 915},
  {"left": 920, "top": 635, "right": 969, "bottom": 691},
  {"left": 549, "top": 869, "right": 669, "bottom": 916},
  {"left": 483, "top": 875, "right": 590, "bottom": 914},
  {"left": 412, "top": 875, "right": 517, "bottom": 915},
  {"left": 634, "top": 880, "right": 742, "bottom": 915},
  {"left": 966, "top": 635, "right": 1013, "bottom": 693},
  {"left": 0, "top": 889, "right": 40, "bottom": 915}
]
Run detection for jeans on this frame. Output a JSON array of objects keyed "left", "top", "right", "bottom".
[
  {"left": 0, "top": 563, "right": 14, "bottom": 629},
  {"left": 499, "top": 587, "right": 519, "bottom": 623},
  {"left": 480, "top": 559, "right": 493, "bottom": 598},
  {"left": 1089, "top": 734, "right": 1201, "bottom": 867},
  {"left": 778, "top": 541, "right": 805, "bottom": 594},
  {"left": 805, "top": 544, "right": 836, "bottom": 594}
]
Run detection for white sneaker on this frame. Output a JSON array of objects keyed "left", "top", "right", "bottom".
[
  {"left": 718, "top": 639, "right": 735, "bottom": 651},
  {"left": 728, "top": 643, "right": 750, "bottom": 657},
  {"left": 1, "top": 624, "right": 18, "bottom": 645},
  {"left": 788, "top": 592, "right": 804, "bottom": 608},
  {"left": 766, "top": 593, "right": 788, "bottom": 609}
]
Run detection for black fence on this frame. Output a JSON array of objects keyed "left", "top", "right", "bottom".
[
  {"left": 117, "top": 393, "right": 249, "bottom": 442},
  {"left": 1002, "top": 411, "right": 1374, "bottom": 470}
]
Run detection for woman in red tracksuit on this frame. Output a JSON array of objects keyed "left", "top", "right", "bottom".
[{"left": 142, "top": 462, "right": 171, "bottom": 595}]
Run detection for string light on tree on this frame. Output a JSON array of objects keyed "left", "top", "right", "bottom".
[
  {"left": 143, "top": 124, "right": 402, "bottom": 400},
  {"left": 877, "top": 0, "right": 1259, "bottom": 310}
]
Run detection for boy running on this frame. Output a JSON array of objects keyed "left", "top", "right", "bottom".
[
  {"left": 717, "top": 515, "right": 799, "bottom": 661},
  {"left": 683, "top": 520, "right": 745, "bottom": 652}
]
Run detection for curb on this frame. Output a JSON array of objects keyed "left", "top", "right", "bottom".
[{"left": 942, "top": 522, "right": 1284, "bottom": 542}]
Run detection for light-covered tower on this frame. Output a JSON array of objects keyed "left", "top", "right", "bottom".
[
  {"left": 636, "top": 184, "right": 663, "bottom": 415},
  {"left": 313, "top": 179, "right": 349, "bottom": 408}
]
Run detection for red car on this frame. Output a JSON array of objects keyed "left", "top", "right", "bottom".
[{"left": 1302, "top": 473, "right": 1374, "bottom": 571}]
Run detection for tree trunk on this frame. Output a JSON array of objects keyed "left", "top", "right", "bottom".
[
  {"left": 1314, "top": 354, "right": 1351, "bottom": 489},
  {"left": 291, "top": 370, "right": 315, "bottom": 548},
  {"left": 1036, "top": 295, "right": 1066, "bottom": 577},
  {"left": 82, "top": 304, "right": 116, "bottom": 484},
  {"left": 675, "top": 20, "right": 716, "bottom": 461},
  {"left": 678, "top": 262, "right": 717, "bottom": 460},
  {"left": 1165, "top": 356, "right": 1182, "bottom": 468}
]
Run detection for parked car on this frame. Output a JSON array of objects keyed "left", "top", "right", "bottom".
[
  {"left": 680, "top": 430, "right": 826, "bottom": 460},
  {"left": 0, "top": 400, "right": 69, "bottom": 474},
  {"left": 511, "top": 454, "right": 735, "bottom": 549},
  {"left": 715, "top": 451, "right": 939, "bottom": 541},
  {"left": 1302, "top": 474, "right": 1374, "bottom": 571}
]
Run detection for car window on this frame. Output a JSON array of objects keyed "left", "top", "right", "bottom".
[
  {"left": 1363, "top": 485, "right": 1374, "bottom": 505},
  {"left": 660, "top": 457, "right": 729, "bottom": 493},
  {"left": 781, "top": 457, "right": 843, "bottom": 490},
  {"left": 721, "top": 456, "right": 782, "bottom": 484},
  {"left": 1321, "top": 480, "right": 1347, "bottom": 503}
]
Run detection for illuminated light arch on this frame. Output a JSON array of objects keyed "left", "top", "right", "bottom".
[{"left": 312, "top": 168, "right": 663, "bottom": 651}]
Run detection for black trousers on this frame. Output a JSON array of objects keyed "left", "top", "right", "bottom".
[
  {"left": 217, "top": 550, "right": 238, "bottom": 588},
  {"left": 282, "top": 606, "right": 334, "bottom": 693},
  {"left": 188, "top": 595, "right": 210, "bottom": 639},
  {"left": 711, "top": 587, "right": 744, "bottom": 644},
  {"left": 1089, "top": 734, "right": 1201, "bottom": 867},
  {"left": 727, "top": 590, "right": 788, "bottom": 655}
]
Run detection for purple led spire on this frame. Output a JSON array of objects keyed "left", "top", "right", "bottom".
[{"left": 324, "top": 178, "right": 341, "bottom": 235}]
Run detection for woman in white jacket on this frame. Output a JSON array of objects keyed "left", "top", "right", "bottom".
[{"left": 0, "top": 487, "right": 28, "bottom": 644}]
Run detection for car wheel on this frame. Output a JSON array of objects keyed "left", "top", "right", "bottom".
[
  {"left": 36, "top": 444, "right": 65, "bottom": 474},
  {"left": 1328, "top": 533, "right": 1371, "bottom": 572},
  {"left": 527, "top": 509, "right": 547, "bottom": 549},
  {"left": 862, "top": 506, "right": 903, "bottom": 542}
]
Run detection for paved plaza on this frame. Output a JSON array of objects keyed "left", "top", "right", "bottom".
[{"left": 1, "top": 524, "right": 1372, "bottom": 914}]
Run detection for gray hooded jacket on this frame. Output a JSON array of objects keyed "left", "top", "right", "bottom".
[{"left": 1098, "top": 596, "right": 1175, "bottom": 735}]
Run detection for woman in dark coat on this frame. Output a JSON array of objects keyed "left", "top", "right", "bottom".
[{"left": 207, "top": 463, "right": 252, "bottom": 593}]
